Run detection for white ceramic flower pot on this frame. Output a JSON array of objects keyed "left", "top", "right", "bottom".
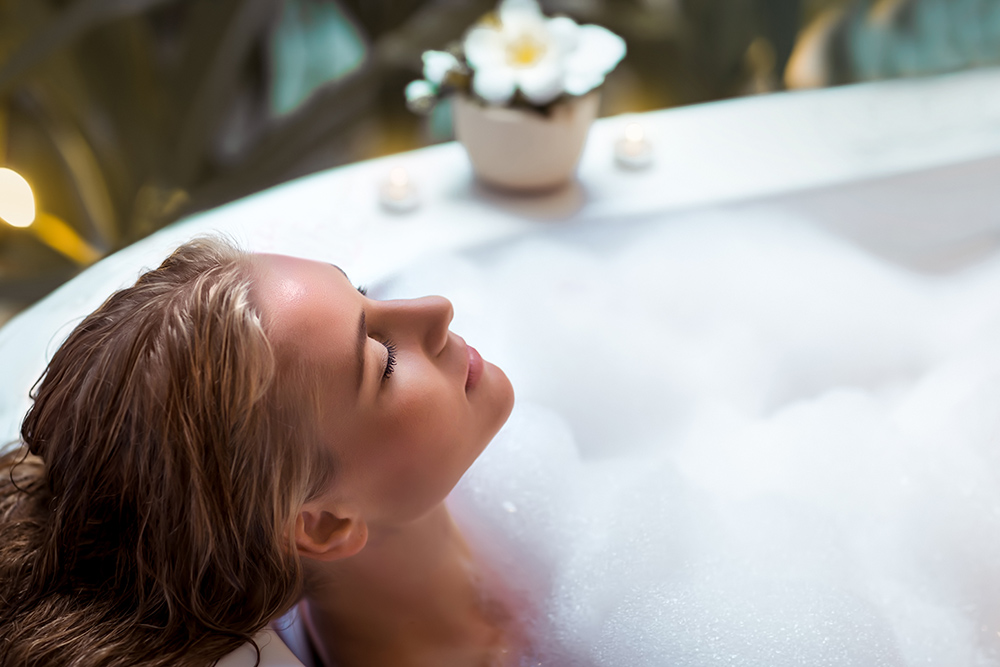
[{"left": 453, "top": 92, "right": 600, "bottom": 193}]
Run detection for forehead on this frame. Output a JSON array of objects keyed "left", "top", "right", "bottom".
[{"left": 250, "top": 254, "right": 356, "bottom": 366}]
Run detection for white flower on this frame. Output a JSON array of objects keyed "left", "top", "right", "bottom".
[
  {"left": 422, "top": 50, "right": 461, "bottom": 86},
  {"left": 406, "top": 79, "right": 436, "bottom": 100},
  {"left": 463, "top": 0, "right": 626, "bottom": 106},
  {"left": 405, "top": 79, "right": 437, "bottom": 113}
]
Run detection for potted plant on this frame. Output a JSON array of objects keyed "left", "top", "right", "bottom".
[{"left": 406, "top": 0, "right": 626, "bottom": 192}]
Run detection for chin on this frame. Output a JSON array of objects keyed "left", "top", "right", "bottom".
[{"left": 485, "top": 361, "right": 515, "bottom": 436}]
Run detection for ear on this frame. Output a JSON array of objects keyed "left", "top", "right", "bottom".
[{"left": 295, "top": 503, "right": 368, "bottom": 562}]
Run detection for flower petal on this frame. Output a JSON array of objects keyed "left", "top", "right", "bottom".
[
  {"left": 563, "top": 70, "right": 604, "bottom": 96},
  {"left": 405, "top": 79, "right": 437, "bottom": 113},
  {"left": 473, "top": 66, "right": 517, "bottom": 105},
  {"left": 546, "top": 16, "right": 579, "bottom": 55},
  {"left": 498, "top": 0, "right": 551, "bottom": 51},
  {"left": 422, "top": 50, "right": 460, "bottom": 86},
  {"left": 516, "top": 59, "right": 564, "bottom": 105},
  {"left": 405, "top": 79, "right": 436, "bottom": 101},
  {"left": 464, "top": 26, "right": 506, "bottom": 70},
  {"left": 566, "top": 25, "right": 627, "bottom": 76},
  {"left": 499, "top": 0, "right": 544, "bottom": 29}
]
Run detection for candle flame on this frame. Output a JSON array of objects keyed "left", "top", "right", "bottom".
[
  {"left": 388, "top": 167, "right": 409, "bottom": 188},
  {"left": 624, "top": 123, "right": 645, "bottom": 143},
  {"left": 0, "top": 167, "right": 36, "bottom": 228}
]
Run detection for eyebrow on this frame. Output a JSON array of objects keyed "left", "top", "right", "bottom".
[{"left": 356, "top": 309, "right": 366, "bottom": 392}]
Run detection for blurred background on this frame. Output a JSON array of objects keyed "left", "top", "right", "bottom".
[{"left": 1, "top": 0, "right": 1000, "bottom": 323}]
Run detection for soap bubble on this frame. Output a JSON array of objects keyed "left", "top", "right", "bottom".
[{"left": 379, "top": 206, "right": 1000, "bottom": 664}]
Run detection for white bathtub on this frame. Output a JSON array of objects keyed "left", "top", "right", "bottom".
[{"left": 5, "top": 68, "right": 1000, "bottom": 666}]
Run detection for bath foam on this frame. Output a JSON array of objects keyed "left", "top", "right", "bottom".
[{"left": 379, "top": 206, "right": 1000, "bottom": 665}]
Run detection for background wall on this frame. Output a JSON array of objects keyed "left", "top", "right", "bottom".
[{"left": 1, "top": 0, "right": 999, "bottom": 319}]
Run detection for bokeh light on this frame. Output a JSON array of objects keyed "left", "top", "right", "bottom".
[{"left": 0, "top": 168, "right": 35, "bottom": 229}]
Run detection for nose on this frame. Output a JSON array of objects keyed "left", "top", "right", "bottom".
[{"left": 379, "top": 295, "right": 453, "bottom": 356}]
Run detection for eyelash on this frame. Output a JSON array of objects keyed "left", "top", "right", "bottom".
[
  {"left": 381, "top": 339, "right": 397, "bottom": 381},
  {"left": 356, "top": 285, "right": 393, "bottom": 380}
]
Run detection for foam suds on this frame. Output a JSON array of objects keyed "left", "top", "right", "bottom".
[{"left": 377, "top": 207, "right": 1000, "bottom": 665}]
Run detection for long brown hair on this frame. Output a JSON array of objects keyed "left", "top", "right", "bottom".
[{"left": 0, "top": 237, "right": 330, "bottom": 666}]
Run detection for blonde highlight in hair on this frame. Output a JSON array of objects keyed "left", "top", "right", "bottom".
[{"left": 0, "top": 237, "right": 329, "bottom": 666}]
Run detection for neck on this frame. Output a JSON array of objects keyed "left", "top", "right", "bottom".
[{"left": 302, "top": 504, "right": 512, "bottom": 667}]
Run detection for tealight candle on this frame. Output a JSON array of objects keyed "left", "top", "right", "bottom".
[
  {"left": 614, "top": 122, "right": 654, "bottom": 170},
  {"left": 378, "top": 167, "right": 420, "bottom": 213}
]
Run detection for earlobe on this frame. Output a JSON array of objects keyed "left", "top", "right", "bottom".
[{"left": 295, "top": 506, "right": 368, "bottom": 561}]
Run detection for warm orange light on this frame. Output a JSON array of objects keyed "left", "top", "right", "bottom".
[
  {"left": 0, "top": 167, "right": 36, "bottom": 228},
  {"left": 624, "top": 122, "right": 645, "bottom": 144},
  {"left": 0, "top": 167, "right": 100, "bottom": 264},
  {"left": 388, "top": 167, "right": 410, "bottom": 188}
]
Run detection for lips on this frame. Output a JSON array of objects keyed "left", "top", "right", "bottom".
[{"left": 466, "top": 343, "right": 484, "bottom": 391}]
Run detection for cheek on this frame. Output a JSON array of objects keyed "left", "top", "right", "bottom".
[
  {"left": 361, "top": 403, "right": 467, "bottom": 519},
  {"left": 368, "top": 440, "right": 467, "bottom": 523},
  {"left": 387, "top": 365, "right": 469, "bottom": 437}
]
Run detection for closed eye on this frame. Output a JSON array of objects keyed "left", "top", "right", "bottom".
[{"left": 381, "top": 339, "right": 396, "bottom": 381}]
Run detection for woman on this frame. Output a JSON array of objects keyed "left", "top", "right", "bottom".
[{"left": 0, "top": 237, "right": 516, "bottom": 667}]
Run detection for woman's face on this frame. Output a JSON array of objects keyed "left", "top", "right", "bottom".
[{"left": 253, "top": 254, "right": 514, "bottom": 527}]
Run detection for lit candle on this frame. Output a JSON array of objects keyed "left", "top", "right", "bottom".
[
  {"left": 614, "top": 122, "right": 654, "bottom": 170},
  {"left": 378, "top": 167, "right": 420, "bottom": 213}
]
